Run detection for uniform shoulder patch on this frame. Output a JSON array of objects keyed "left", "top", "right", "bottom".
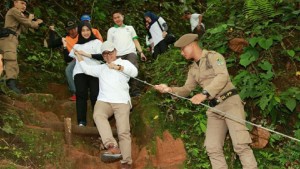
[{"left": 216, "top": 57, "right": 225, "bottom": 66}]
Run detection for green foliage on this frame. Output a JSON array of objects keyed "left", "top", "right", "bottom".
[
  {"left": 239, "top": 46, "right": 259, "bottom": 67},
  {"left": 280, "top": 87, "right": 300, "bottom": 112},
  {"left": 0, "top": 111, "right": 23, "bottom": 135},
  {"left": 0, "top": 106, "right": 64, "bottom": 168},
  {"left": 244, "top": 0, "right": 275, "bottom": 22}
]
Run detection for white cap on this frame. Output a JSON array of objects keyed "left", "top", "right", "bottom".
[{"left": 101, "top": 41, "right": 115, "bottom": 54}]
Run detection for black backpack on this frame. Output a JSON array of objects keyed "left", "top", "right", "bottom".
[{"left": 156, "top": 18, "right": 176, "bottom": 45}]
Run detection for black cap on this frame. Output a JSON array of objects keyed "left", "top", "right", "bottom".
[{"left": 65, "top": 19, "right": 77, "bottom": 30}]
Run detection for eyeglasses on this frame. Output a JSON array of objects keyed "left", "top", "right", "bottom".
[{"left": 102, "top": 51, "right": 114, "bottom": 57}]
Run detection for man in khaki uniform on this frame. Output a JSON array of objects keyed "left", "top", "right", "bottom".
[
  {"left": 154, "top": 34, "right": 257, "bottom": 169},
  {"left": 0, "top": 0, "right": 43, "bottom": 93}
]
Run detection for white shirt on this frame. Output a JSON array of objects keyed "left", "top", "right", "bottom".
[
  {"left": 107, "top": 25, "right": 137, "bottom": 56},
  {"left": 79, "top": 58, "right": 138, "bottom": 106},
  {"left": 149, "top": 17, "right": 166, "bottom": 46},
  {"left": 190, "top": 13, "right": 205, "bottom": 31},
  {"left": 69, "top": 39, "right": 102, "bottom": 77}
]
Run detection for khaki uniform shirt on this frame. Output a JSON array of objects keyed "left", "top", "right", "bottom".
[
  {"left": 0, "top": 7, "right": 39, "bottom": 60},
  {"left": 171, "top": 49, "right": 235, "bottom": 99},
  {"left": 4, "top": 7, "right": 39, "bottom": 35}
]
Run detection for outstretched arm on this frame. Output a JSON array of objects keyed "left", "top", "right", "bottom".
[{"left": 133, "top": 39, "right": 147, "bottom": 61}]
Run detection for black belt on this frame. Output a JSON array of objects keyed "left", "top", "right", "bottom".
[{"left": 208, "top": 89, "right": 238, "bottom": 107}]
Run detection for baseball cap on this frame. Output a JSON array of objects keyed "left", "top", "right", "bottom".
[
  {"left": 101, "top": 41, "right": 115, "bottom": 54},
  {"left": 174, "top": 34, "right": 198, "bottom": 48},
  {"left": 65, "top": 19, "right": 77, "bottom": 30},
  {"left": 81, "top": 14, "right": 91, "bottom": 21}
]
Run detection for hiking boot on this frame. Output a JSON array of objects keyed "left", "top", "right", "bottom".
[
  {"left": 101, "top": 144, "right": 122, "bottom": 163},
  {"left": 121, "top": 163, "right": 132, "bottom": 169},
  {"left": 6, "top": 79, "right": 21, "bottom": 94},
  {"left": 69, "top": 94, "right": 76, "bottom": 101}
]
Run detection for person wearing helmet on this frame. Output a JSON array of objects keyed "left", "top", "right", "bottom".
[{"left": 81, "top": 14, "right": 103, "bottom": 42}]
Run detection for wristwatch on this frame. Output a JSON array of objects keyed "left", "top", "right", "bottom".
[{"left": 202, "top": 90, "right": 210, "bottom": 97}]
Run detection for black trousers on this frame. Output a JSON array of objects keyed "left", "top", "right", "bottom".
[
  {"left": 153, "top": 40, "right": 169, "bottom": 59},
  {"left": 74, "top": 73, "right": 99, "bottom": 125}
]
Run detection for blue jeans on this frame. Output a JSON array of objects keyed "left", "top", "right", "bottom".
[{"left": 65, "top": 60, "right": 76, "bottom": 94}]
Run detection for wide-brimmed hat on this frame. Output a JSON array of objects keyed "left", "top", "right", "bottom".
[{"left": 174, "top": 34, "right": 198, "bottom": 48}]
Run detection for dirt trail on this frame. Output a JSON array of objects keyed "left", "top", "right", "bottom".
[{"left": 1, "top": 82, "right": 187, "bottom": 169}]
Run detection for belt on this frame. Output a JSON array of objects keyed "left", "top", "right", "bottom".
[{"left": 208, "top": 89, "right": 238, "bottom": 107}]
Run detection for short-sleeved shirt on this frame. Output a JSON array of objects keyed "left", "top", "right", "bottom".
[
  {"left": 149, "top": 17, "right": 166, "bottom": 46},
  {"left": 190, "top": 13, "right": 205, "bottom": 31},
  {"left": 107, "top": 24, "right": 138, "bottom": 56}
]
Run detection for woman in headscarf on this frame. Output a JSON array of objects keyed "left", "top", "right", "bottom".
[
  {"left": 144, "top": 11, "right": 169, "bottom": 59},
  {"left": 69, "top": 22, "right": 103, "bottom": 126}
]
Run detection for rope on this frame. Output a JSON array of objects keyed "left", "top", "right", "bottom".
[
  {"left": 60, "top": 28, "right": 299, "bottom": 143},
  {"left": 117, "top": 67, "right": 300, "bottom": 143}
]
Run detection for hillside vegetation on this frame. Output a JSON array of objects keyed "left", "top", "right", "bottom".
[{"left": 0, "top": 0, "right": 299, "bottom": 168}]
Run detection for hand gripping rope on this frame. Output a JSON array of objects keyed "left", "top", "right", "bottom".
[{"left": 116, "top": 66, "right": 300, "bottom": 143}]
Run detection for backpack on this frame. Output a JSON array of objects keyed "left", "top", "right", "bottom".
[{"left": 156, "top": 18, "right": 176, "bottom": 45}]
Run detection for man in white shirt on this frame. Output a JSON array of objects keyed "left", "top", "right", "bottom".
[
  {"left": 107, "top": 10, "right": 146, "bottom": 66},
  {"left": 107, "top": 10, "right": 146, "bottom": 97},
  {"left": 75, "top": 41, "right": 137, "bottom": 169},
  {"left": 182, "top": 10, "right": 205, "bottom": 37}
]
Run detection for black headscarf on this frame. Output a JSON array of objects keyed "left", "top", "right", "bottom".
[
  {"left": 144, "top": 11, "right": 159, "bottom": 27},
  {"left": 77, "top": 22, "right": 97, "bottom": 44}
]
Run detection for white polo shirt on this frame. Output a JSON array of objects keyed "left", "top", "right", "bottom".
[
  {"left": 149, "top": 17, "right": 166, "bottom": 46},
  {"left": 190, "top": 13, "right": 205, "bottom": 31},
  {"left": 79, "top": 58, "right": 138, "bottom": 106},
  {"left": 69, "top": 39, "right": 102, "bottom": 77},
  {"left": 107, "top": 24, "right": 138, "bottom": 56}
]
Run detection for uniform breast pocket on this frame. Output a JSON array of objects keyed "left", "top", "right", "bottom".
[{"left": 199, "top": 68, "right": 214, "bottom": 81}]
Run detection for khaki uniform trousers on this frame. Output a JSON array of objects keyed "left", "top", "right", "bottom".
[
  {"left": 93, "top": 101, "right": 132, "bottom": 164},
  {"left": 204, "top": 95, "right": 257, "bottom": 169},
  {"left": 0, "top": 34, "right": 19, "bottom": 79}
]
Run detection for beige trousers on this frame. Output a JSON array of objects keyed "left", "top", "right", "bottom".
[
  {"left": 93, "top": 101, "right": 132, "bottom": 164},
  {"left": 0, "top": 35, "right": 19, "bottom": 79},
  {"left": 204, "top": 95, "right": 257, "bottom": 169}
]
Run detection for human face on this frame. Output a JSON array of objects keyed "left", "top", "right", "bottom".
[
  {"left": 68, "top": 27, "right": 78, "bottom": 38},
  {"left": 113, "top": 13, "right": 124, "bottom": 26},
  {"left": 81, "top": 26, "right": 91, "bottom": 39},
  {"left": 14, "top": 0, "right": 27, "bottom": 12},
  {"left": 102, "top": 50, "right": 116, "bottom": 64},
  {"left": 145, "top": 16, "right": 151, "bottom": 24},
  {"left": 180, "top": 43, "right": 194, "bottom": 60}
]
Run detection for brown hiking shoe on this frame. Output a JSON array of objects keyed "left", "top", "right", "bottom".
[
  {"left": 121, "top": 163, "right": 132, "bottom": 169},
  {"left": 101, "top": 144, "right": 122, "bottom": 163}
]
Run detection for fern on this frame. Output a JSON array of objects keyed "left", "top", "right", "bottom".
[{"left": 244, "top": 0, "right": 275, "bottom": 21}]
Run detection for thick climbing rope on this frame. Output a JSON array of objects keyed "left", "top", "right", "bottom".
[
  {"left": 57, "top": 31, "right": 300, "bottom": 143},
  {"left": 123, "top": 69, "right": 300, "bottom": 143}
]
